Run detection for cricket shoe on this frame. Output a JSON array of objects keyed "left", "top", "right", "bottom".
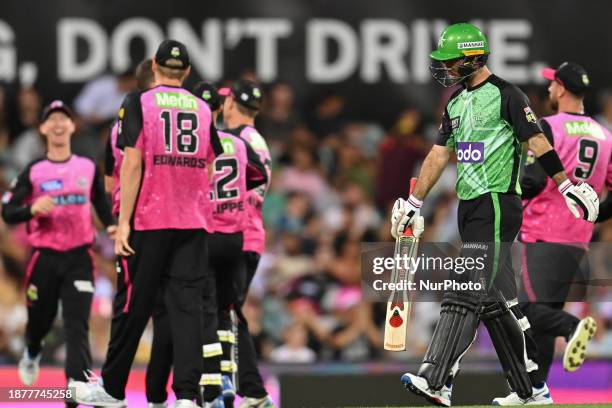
[
  {"left": 206, "top": 375, "right": 236, "bottom": 408},
  {"left": 171, "top": 400, "right": 200, "bottom": 408},
  {"left": 492, "top": 383, "right": 553, "bottom": 405},
  {"left": 148, "top": 403, "right": 168, "bottom": 408},
  {"left": 71, "top": 370, "right": 126, "bottom": 407},
  {"left": 401, "top": 372, "right": 451, "bottom": 407},
  {"left": 564, "top": 316, "right": 597, "bottom": 372},
  {"left": 18, "top": 349, "right": 41, "bottom": 386},
  {"left": 237, "top": 395, "right": 276, "bottom": 408}
]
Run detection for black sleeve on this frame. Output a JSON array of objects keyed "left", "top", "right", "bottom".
[
  {"left": 435, "top": 108, "right": 454, "bottom": 147},
  {"left": 539, "top": 118, "right": 554, "bottom": 147},
  {"left": 520, "top": 152, "right": 548, "bottom": 199},
  {"left": 104, "top": 133, "right": 115, "bottom": 177},
  {"left": 501, "top": 84, "right": 543, "bottom": 142},
  {"left": 244, "top": 141, "right": 268, "bottom": 190},
  {"left": 91, "top": 166, "right": 114, "bottom": 227},
  {"left": 116, "top": 91, "right": 144, "bottom": 149},
  {"left": 596, "top": 192, "right": 612, "bottom": 223},
  {"left": 210, "top": 122, "right": 224, "bottom": 158},
  {"left": 1, "top": 165, "right": 34, "bottom": 224}
]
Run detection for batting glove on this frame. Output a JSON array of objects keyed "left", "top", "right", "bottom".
[
  {"left": 558, "top": 179, "right": 599, "bottom": 222},
  {"left": 390, "top": 195, "right": 422, "bottom": 239}
]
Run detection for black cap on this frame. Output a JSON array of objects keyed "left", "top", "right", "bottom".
[
  {"left": 154, "top": 40, "right": 190, "bottom": 70},
  {"left": 541, "top": 62, "right": 590, "bottom": 96},
  {"left": 219, "top": 79, "right": 263, "bottom": 111},
  {"left": 192, "top": 81, "right": 221, "bottom": 111},
  {"left": 41, "top": 100, "right": 73, "bottom": 122}
]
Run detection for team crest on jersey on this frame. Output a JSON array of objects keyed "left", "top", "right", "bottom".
[
  {"left": 524, "top": 107, "right": 537, "bottom": 123},
  {"left": 27, "top": 284, "right": 38, "bottom": 302},
  {"left": 77, "top": 177, "right": 88, "bottom": 188},
  {"left": 40, "top": 179, "right": 63, "bottom": 192},
  {"left": 451, "top": 117, "right": 460, "bottom": 130}
]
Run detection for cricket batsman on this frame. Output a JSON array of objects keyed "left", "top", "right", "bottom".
[
  {"left": 496, "top": 62, "right": 612, "bottom": 404},
  {"left": 390, "top": 23, "right": 599, "bottom": 406}
]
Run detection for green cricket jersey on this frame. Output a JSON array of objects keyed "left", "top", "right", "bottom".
[{"left": 436, "top": 75, "right": 543, "bottom": 200}]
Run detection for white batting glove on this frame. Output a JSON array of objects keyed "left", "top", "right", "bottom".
[
  {"left": 558, "top": 179, "right": 599, "bottom": 222},
  {"left": 412, "top": 215, "right": 425, "bottom": 239},
  {"left": 390, "top": 195, "right": 423, "bottom": 239}
]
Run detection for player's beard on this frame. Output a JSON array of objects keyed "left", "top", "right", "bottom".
[{"left": 550, "top": 95, "right": 558, "bottom": 112}]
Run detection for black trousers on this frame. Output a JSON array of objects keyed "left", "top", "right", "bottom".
[
  {"left": 24, "top": 245, "right": 94, "bottom": 382},
  {"left": 101, "top": 229, "right": 208, "bottom": 401},
  {"left": 519, "top": 242, "right": 586, "bottom": 385},
  {"left": 457, "top": 193, "right": 539, "bottom": 383},
  {"left": 146, "top": 289, "right": 173, "bottom": 404},
  {"left": 237, "top": 251, "right": 266, "bottom": 398},
  {"left": 202, "top": 232, "right": 246, "bottom": 401}
]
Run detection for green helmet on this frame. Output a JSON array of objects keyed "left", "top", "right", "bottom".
[{"left": 430, "top": 23, "right": 490, "bottom": 87}]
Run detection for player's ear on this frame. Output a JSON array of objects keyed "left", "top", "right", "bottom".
[
  {"left": 66, "top": 119, "right": 76, "bottom": 135},
  {"left": 183, "top": 66, "right": 191, "bottom": 80}
]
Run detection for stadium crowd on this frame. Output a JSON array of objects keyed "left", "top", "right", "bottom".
[{"left": 0, "top": 74, "right": 611, "bottom": 368}]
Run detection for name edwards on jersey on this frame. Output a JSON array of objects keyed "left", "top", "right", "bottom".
[{"left": 153, "top": 91, "right": 207, "bottom": 169}]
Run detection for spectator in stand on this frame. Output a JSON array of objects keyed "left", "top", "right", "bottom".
[
  {"left": 257, "top": 82, "right": 301, "bottom": 152},
  {"left": 596, "top": 89, "right": 612, "bottom": 131},
  {"left": 74, "top": 69, "right": 136, "bottom": 127},
  {"left": 10, "top": 88, "right": 44, "bottom": 172},
  {"left": 269, "top": 321, "right": 316, "bottom": 363},
  {"left": 307, "top": 91, "right": 346, "bottom": 140},
  {"left": 375, "top": 108, "right": 428, "bottom": 210}
]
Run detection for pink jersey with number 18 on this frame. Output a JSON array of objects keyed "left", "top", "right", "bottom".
[
  {"left": 117, "top": 85, "right": 215, "bottom": 231},
  {"left": 239, "top": 125, "right": 272, "bottom": 254},
  {"left": 521, "top": 112, "right": 612, "bottom": 243}
]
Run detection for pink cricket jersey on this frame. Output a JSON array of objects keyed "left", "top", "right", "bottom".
[
  {"left": 522, "top": 112, "right": 612, "bottom": 243},
  {"left": 117, "top": 85, "right": 215, "bottom": 231},
  {"left": 239, "top": 126, "right": 271, "bottom": 254},
  {"left": 109, "top": 121, "right": 122, "bottom": 215},
  {"left": 209, "top": 131, "right": 250, "bottom": 233},
  {"left": 26, "top": 156, "right": 97, "bottom": 250}
]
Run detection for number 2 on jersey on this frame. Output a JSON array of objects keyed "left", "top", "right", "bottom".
[
  {"left": 574, "top": 139, "right": 599, "bottom": 180},
  {"left": 211, "top": 157, "right": 239, "bottom": 201},
  {"left": 160, "top": 110, "right": 199, "bottom": 154}
]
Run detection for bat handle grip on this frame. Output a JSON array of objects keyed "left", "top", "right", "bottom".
[{"left": 403, "top": 177, "right": 418, "bottom": 237}]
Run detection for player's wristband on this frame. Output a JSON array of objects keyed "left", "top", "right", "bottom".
[
  {"left": 536, "top": 150, "right": 565, "bottom": 178},
  {"left": 407, "top": 194, "right": 423, "bottom": 209}
]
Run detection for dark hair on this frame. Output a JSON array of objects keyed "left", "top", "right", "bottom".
[{"left": 135, "top": 59, "right": 154, "bottom": 91}]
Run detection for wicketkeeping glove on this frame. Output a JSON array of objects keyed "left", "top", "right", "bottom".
[
  {"left": 558, "top": 179, "right": 599, "bottom": 222},
  {"left": 390, "top": 195, "right": 423, "bottom": 239}
]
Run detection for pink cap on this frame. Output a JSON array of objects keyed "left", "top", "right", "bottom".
[
  {"left": 541, "top": 67, "right": 556, "bottom": 81},
  {"left": 218, "top": 87, "right": 231, "bottom": 96}
]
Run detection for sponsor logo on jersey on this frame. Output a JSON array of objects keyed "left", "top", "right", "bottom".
[
  {"left": 40, "top": 179, "right": 64, "bottom": 192},
  {"left": 451, "top": 117, "right": 460, "bottom": 130},
  {"left": 155, "top": 92, "right": 199, "bottom": 110},
  {"left": 564, "top": 120, "right": 606, "bottom": 140},
  {"left": 220, "top": 137, "right": 236, "bottom": 155},
  {"left": 1, "top": 191, "right": 12, "bottom": 204},
  {"left": 456, "top": 142, "right": 485, "bottom": 163},
  {"left": 524, "top": 107, "right": 537, "bottom": 123},
  {"left": 53, "top": 193, "right": 87, "bottom": 205},
  {"left": 458, "top": 41, "right": 484, "bottom": 49}
]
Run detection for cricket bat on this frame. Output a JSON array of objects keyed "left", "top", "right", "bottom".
[{"left": 384, "top": 177, "right": 419, "bottom": 351}]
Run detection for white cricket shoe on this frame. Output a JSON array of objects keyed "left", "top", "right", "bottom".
[
  {"left": 564, "top": 316, "right": 597, "bottom": 372},
  {"left": 401, "top": 372, "right": 451, "bottom": 407},
  {"left": 492, "top": 383, "right": 553, "bottom": 405},
  {"left": 71, "top": 371, "right": 126, "bottom": 407},
  {"left": 18, "top": 349, "right": 41, "bottom": 386},
  {"left": 148, "top": 403, "right": 168, "bottom": 408},
  {"left": 170, "top": 399, "right": 200, "bottom": 408},
  {"left": 238, "top": 395, "right": 276, "bottom": 408}
]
